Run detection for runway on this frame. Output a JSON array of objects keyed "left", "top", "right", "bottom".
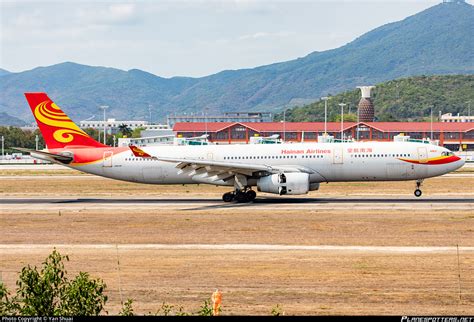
[{"left": 2, "top": 196, "right": 473, "bottom": 211}]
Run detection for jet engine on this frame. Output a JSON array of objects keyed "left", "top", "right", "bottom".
[{"left": 257, "top": 172, "right": 310, "bottom": 195}]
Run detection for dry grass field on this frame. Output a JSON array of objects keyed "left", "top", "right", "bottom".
[{"left": 1, "top": 168, "right": 473, "bottom": 315}]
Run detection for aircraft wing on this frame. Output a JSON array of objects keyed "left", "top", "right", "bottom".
[
  {"left": 13, "top": 147, "right": 73, "bottom": 164},
  {"left": 129, "top": 145, "right": 314, "bottom": 180}
]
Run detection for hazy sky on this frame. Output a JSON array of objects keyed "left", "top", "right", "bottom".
[{"left": 1, "top": 0, "right": 472, "bottom": 78}]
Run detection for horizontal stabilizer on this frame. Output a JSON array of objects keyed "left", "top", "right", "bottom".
[{"left": 13, "top": 147, "right": 73, "bottom": 164}]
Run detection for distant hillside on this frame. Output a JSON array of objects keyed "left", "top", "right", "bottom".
[
  {"left": 0, "top": 112, "right": 27, "bottom": 126},
  {"left": 0, "top": 1, "right": 472, "bottom": 124},
  {"left": 0, "top": 63, "right": 197, "bottom": 122},
  {"left": 276, "top": 75, "right": 474, "bottom": 122},
  {"left": 173, "top": 1, "right": 473, "bottom": 113}
]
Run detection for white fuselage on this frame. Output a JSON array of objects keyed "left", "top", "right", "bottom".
[{"left": 70, "top": 141, "right": 464, "bottom": 188}]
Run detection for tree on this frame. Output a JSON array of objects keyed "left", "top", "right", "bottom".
[
  {"left": 131, "top": 127, "right": 145, "bottom": 138},
  {"left": 0, "top": 126, "right": 45, "bottom": 154},
  {"left": 119, "top": 299, "right": 134, "bottom": 316},
  {"left": 0, "top": 283, "right": 19, "bottom": 315},
  {"left": 331, "top": 113, "right": 357, "bottom": 122},
  {"left": 0, "top": 249, "right": 107, "bottom": 316},
  {"left": 118, "top": 124, "right": 132, "bottom": 138}
]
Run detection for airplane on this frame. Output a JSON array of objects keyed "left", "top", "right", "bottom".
[{"left": 17, "top": 93, "right": 465, "bottom": 203}]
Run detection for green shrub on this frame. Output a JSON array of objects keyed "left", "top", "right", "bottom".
[{"left": 1, "top": 249, "right": 107, "bottom": 316}]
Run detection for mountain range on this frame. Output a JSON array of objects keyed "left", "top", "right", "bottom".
[
  {"left": 0, "top": 1, "right": 473, "bottom": 125},
  {"left": 277, "top": 75, "right": 474, "bottom": 122}
]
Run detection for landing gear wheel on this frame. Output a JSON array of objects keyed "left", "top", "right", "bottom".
[
  {"left": 222, "top": 192, "right": 234, "bottom": 202},
  {"left": 245, "top": 190, "right": 257, "bottom": 201},
  {"left": 414, "top": 189, "right": 422, "bottom": 197},
  {"left": 235, "top": 191, "right": 248, "bottom": 203}
]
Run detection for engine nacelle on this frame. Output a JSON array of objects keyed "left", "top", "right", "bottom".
[{"left": 257, "top": 173, "right": 310, "bottom": 195}]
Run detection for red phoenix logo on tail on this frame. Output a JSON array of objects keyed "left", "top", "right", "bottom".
[
  {"left": 25, "top": 93, "right": 106, "bottom": 149},
  {"left": 34, "top": 100, "right": 89, "bottom": 143}
]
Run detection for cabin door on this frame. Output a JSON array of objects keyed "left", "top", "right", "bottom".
[
  {"left": 103, "top": 151, "right": 113, "bottom": 167},
  {"left": 416, "top": 147, "right": 428, "bottom": 177},
  {"left": 333, "top": 148, "right": 343, "bottom": 164},
  {"left": 417, "top": 147, "right": 428, "bottom": 161}
]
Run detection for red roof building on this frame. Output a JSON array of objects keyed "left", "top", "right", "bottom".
[{"left": 173, "top": 122, "right": 474, "bottom": 150}]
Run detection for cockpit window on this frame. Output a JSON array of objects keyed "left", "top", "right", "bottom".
[{"left": 441, "top": 151, "right": 454, "bottom": 156}]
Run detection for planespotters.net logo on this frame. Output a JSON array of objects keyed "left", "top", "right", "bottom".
[{"left": 402, "top": 317, "right": 474, "bottom": 322}]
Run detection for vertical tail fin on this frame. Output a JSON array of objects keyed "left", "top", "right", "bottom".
[{"left": 25, "top": 93, "right": 106, "bottom": 149}]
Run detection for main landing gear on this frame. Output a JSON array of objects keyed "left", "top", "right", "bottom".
[
  {"left": 414, "top": 179, "right": 423, "bottom": 197},
  {"left": 222, "top": 188, "right": 257, "bottom": 203}
]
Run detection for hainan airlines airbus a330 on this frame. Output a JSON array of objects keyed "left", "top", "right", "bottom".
[{"left": 18, "top": 93, "right": 464, "bottom": 202}]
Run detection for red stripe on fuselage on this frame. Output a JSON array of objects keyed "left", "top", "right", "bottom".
[{"left": 399, "top": 155, "right": 460, "bottom": 165}]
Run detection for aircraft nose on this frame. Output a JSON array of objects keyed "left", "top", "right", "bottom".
[{"left": 453, "top": 155, "right": 465, "bottom": 170}]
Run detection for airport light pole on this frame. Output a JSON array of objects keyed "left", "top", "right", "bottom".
[
  {"left": 321, "top": 96, "right": 330, "bottom": 135},
  {"left": 338, "top": 103, "right": 346, "bottom": 141},
  {"left": 99, "top": 105, "right": 109, "bottom": 145},
  {"left": 430, "top": 106, "right": 433, "bottom": 140},
  {"left": 204, "top": 107, "right": 209, "bottom": 141},
  {"left": 148, "top": 104, "right": 152, "bottom": 124},
  {"left": 35, "top": 135, "right": 39, "bottom": 150}
]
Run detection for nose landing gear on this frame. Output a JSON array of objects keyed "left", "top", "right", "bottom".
[{"left": 414, "top": 179, "right": 423, "bottom": 197}]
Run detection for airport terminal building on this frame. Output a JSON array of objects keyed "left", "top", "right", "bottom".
[{"left": 173, "top": 121, "right": 474, "bottom": 151}]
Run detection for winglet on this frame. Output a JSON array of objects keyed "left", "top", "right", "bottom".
[{"left": 129, "top": 145, "right": 154, "bottom": 158}]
